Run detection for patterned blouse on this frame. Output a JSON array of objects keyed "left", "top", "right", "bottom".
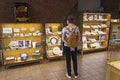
[{"left": 62, "top": 25, "right": 80, "bottom": 46}]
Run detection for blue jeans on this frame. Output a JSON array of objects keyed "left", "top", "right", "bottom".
[{"left": 64, "top": 46, "right": 78, "bottom": 76}]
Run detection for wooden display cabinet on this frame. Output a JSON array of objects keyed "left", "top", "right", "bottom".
[
  {"left": 110, "top": 19, "right": 120, "bottom": 40},
  {"left": 80, "top": 13, "right": 111, "bottom": 52},
  {"left": 0, "top": 23, "right": 44, "bottom": 67},
  {"left": 45, "top": 23, "right": 63, "bottom": 61}
]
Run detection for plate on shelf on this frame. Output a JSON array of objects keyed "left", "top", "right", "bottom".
[
  {"left": 49, "top": 36, "right": 58, "bottom": 45},
  {"left": 51, "top": 38, "right": 57, "bottom": 44},
  {"left": 53, "top": 47, "right": 60, "bottom": 54}
]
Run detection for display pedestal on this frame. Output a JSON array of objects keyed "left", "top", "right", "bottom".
[{"left": 106, "top": 61, "right": 120, "bottom": 80}]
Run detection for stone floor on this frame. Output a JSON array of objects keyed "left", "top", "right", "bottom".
[{"left": 0, "top": 51, "right": 108, "bottom": 80}]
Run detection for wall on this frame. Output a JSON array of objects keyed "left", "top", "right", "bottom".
[
  {"left": 78, "top": 0, "right": 120, "bottom": 18},
  {"left": 0, "top": 0, "right": 119, "bottom": 23},
  {"left": 103, "top": 0, "right": 119, "bottom": 18},
  {"left": 78, "top": 0, "right": 101, "bottom": 12},
  {"left": 0, "top": 0, "right": 77, "bottom": 23}
]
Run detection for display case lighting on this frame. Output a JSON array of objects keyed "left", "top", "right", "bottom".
[{"left": 111, "top": 19, "right": 120, "bottom": 22}]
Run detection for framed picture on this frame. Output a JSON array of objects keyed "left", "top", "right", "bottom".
[
  {"left": 14, "top": 2, "right": 29, "bottom": 22},
  {"left": 25, "top": 40, "right": 31, "bottom": 47},
  {"left": 18, "top": 40, "right": 24, "bottom": 47}
]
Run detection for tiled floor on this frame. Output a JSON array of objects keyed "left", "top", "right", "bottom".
[{"left": 0, "top": 51, "right": 108, "bottom": 80}]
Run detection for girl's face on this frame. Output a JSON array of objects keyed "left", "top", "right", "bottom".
[{"left": 67, "top": 21, "right": 74, "bottom": 26}]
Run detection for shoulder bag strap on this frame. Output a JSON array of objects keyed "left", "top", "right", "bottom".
[{"left": 66, "top": 26, "right": 77, "bottom": 34}]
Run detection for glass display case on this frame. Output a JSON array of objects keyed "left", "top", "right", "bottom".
[
  {"left": 80, "top": 13, "right": 111, "bottom": 52},
  {"left": 45, "top": 23, "right": 63, "bottom": 61},
  {"left": 0, "top": 23, "right": 44, "bottom": 67}
]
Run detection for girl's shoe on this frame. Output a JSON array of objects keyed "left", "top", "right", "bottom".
[
  {"left": 74, "top": 75, "right": 78, "bottom": 78},
  {"left": 66, "top": 73, "right": 71, "bottom": 78}
]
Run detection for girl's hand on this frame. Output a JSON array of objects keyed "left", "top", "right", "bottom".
[{"left": 70, "top": 47, "right": 75, "bottom": 51}]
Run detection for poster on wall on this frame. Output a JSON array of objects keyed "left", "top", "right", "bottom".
[{"left": 14, "top": 2, "right": 29, "bottom": 22}]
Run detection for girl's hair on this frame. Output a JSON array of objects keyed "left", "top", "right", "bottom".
[{"left": 66, "top": 18, "right": 75, "bottom": 24}]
